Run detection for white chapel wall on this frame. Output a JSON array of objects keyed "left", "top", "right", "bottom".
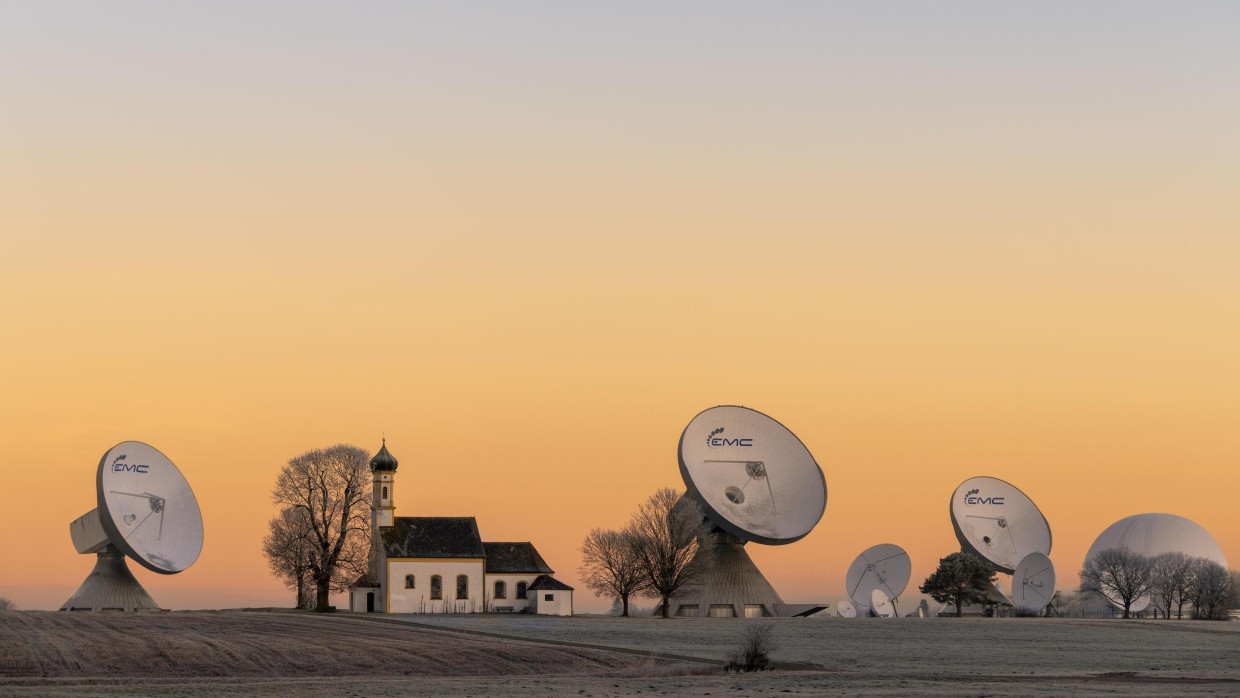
[{"left": 387, "top": 559, "right": 486, "bottom": 613}]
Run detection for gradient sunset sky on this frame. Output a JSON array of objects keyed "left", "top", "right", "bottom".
[{"left": 2, "top": 2, "right": 1237, "bottom": 612}]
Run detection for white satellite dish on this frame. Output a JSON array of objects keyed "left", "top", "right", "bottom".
[
  {"left": 845, "top": 543, "right": 911, "bottom": 610},
  {"left": 679, "top": 405, "right": 826, "bottom": 545},
  {"left": 62, "top": 441, "right": 204, "bottom": 611},
  {"left": 1010, "top": 552, "right": 1055, "bottom": 616},
  {"left": 1129, "top": 594, "right": 1151, "bottom": 613},
  {"left": 669, "top": 406, "right": 827, "bottom": 618},
  {"left": 950, "top": 476, "right": 1051, "bottom": 574},
  {"left": 870, "top": 588, "right": 895, "bottom": 618},
  {"left": 837, "top": 599, "right": 856, "bottom": 618}
]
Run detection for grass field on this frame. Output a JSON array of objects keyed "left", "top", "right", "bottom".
[{"left": 1, "top": 611, "right": 1237, "bottom": 696}]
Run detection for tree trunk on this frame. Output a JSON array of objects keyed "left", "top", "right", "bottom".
[
  {"left": 661, "top": 596, "right": 670, "bottom": 618},
  {"left": 295, "top": 575, "right": 304, "bottom": 609},
  {"left": 1122, "top": 602, "right": 1130, "bottom": 619},
  {"left": 955, "top": 594, "right": 963, "bottom": 617},
  {"left": 315, "top": 580, "right": 331, "bottom": 612},
  {"left": 621, "top": 595, "right": 629, "bottom": 617}
]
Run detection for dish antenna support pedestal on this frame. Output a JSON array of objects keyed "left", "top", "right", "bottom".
[{"left": 61, "top": 545, "right": 160, "bottom": 612}]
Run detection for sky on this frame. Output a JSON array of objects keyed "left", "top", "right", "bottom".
[{"left": 2, "top": 1, "right": 1237, "bottom": 612}]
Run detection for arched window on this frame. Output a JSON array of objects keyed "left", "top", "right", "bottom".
[
  {"left": 430, "top": 575, "right": 443, "bottom": 600},
  {"left": 382, "top": 486, "right": 388, "bottom": 500},
  {"left": 404, "top": 574, "right": 415, "bottom": 589},
  {"left": 456, "top": 575, "right": 469, "bottom": 599},
  {"left": 494, "top": 580, "right": 507, "bottom": 599},
  {"left": 516, "top": 581, "right": 528, "bottom": 600}
]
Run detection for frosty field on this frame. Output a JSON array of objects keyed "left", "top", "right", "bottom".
[{"left": 1, "top": 610, "right": 1236, "bottom": 696}]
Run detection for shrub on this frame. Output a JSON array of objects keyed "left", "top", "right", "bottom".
[{"left": 726, "top": 622, "right": 775, "bottom": 672}]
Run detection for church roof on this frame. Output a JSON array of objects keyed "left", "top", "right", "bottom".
[
  {"left": 528, "top": 574, "right": 574, "bottom": 591},
  {"left": 370, "top": 439, "right": 399, "bottom": 472},
  {"left": 482, "top": 542, "right": 555, "bottom": 575},
  {"left": 350, "top": 572, "right": 381, "bottom": 589},
  {"left": 381, "top": 517, "right": 484, "bottom": 558}
]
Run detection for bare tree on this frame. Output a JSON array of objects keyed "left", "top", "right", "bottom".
[
  {"left": 1079, "top": 547, "right": 1154, "bottom": 619},
  {"left": 626, "top": 489, "right": 714, "bottom": 618},
  {"left": 262, "top": 506, "right": 317, "bottom": 609},
  {"left": 579, "top": 528, "right": 650, "bottom": 617},
  {"left": 1149, "top": 552, "right": 1193, "bottom": 620},
  {"left": 1227, "top": 569, "right": 1240, "bottom": 616},
  {"left": 1189, "top": 558, "right": 1231, "bottom": 620},
  {"left": 271, "top": 444, "right": 372, "bottom": 612},
  {"left": 0, "top": 598, "right": 14, "bottom": 611}
]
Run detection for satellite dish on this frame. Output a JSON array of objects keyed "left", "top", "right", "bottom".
[
  {"left": 1129, "top": 594, "right": 1151, "bottom": 613},
  {"left": 679, "top": 405, "right": 826, "bottom": 544},
  {"left": 950, "top": 476, "right": 1051, "bottom": 574},
  {"left": 870, "top": 588, "right": 895, "bottom": 618},
  {"left": 837, "top": 600, "right": 856, "bottom": 618},
  {"left": 845, "top": 543, "right": 911, "bottom": 609},
  {"left": 62, "top": 442, "right": 204, "bottom": 611},
  {"left": 1010, "top": 552, "right": 1055, "bottom": 615}
]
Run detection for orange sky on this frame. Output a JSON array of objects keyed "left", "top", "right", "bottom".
[{"left": 2, "top": 3, "right": 1237, "bottom": 611}]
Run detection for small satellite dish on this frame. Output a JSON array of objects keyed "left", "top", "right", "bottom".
[
  {"left": 845, "top": 543, "right": 911, "bottom": 610},
  {"left": 950, "top": 476, "right": 1051, "bottom": 574},
  {"left": 837, "top": 599, "right": 856, "bottom": 618},
  {"left": 679, "top": 405, "right": 826, "bottom": 544},
  {"left": 870, "top": 588, "right": 895, "bottom": 618},
  {"left": 1010, "top": 552, "right": 1055, "bottom": 615},
  {"left": 1129, "top": 594, "right": 1151, "bottom": 613},
  {"left": 62, "top": 441, "right": 204, "bottom": 611}
]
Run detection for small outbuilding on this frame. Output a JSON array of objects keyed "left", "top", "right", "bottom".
[{"left": 528, "top": 574, "right": 575, "bottom": 616}]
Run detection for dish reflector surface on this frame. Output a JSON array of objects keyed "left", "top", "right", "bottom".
[
  {"left": 1084, "top": 513, "right": 1226, "bottom": 568},
  {"left": 837, "top": 600, "right": 856, "bottom": 618},
  {"left": 96, "top": 441, "right": 203, "bottom": 574},
  {"left": 870, "top": 588, "right": 894, "bottom": 617},
  {"left": 679, "top": 406, "right": 825, "bottom": 545},
  {"left": 845, "top": 543, "right": 911, "bottom": 608},
  {"left": 949, "top": 476, "right": 1051, "bottom": 574},
  {"left": 1011, "top": 552, "right": 1055, "bottom": 615}
]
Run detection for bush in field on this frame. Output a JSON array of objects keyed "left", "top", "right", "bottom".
[
  {"left": 0, "top": 598, "right": 14, "bottom": 611},
  {"left": 725, "top": 623, "right": 775, "bottom": 672}
]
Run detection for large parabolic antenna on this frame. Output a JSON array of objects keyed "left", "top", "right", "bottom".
[
  {"left": 669, "top": 406, "right": 827, "bottom": 618},
  {"left": 62, "top": 441, "right": 203, "bottom": 611},
  {"left": 845, "top": 544, "right": 911, "bottom": 614},
  {"left": 950, "top": 476, "right": 1051, "bottom": 575},
  {"left": 1084, "top": 513, "right": 1224, "bottom": 613},
  {"left": 1010, "top": 552, "right": 1056, "bottom": 615}
]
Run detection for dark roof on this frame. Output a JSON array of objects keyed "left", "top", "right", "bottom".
[
  {"left": 381, "top": 517, "right": 485, "bottom": 558},
  {"left": 370, "top": 439, "right": 399, "bottom": 472},
  {"left": 350, "top": 572, "right": 381, "bottom": 588},
  {"left": 528, "top": 574, "right": 574, "bottom": 591},
  {"left": 483, "top": 542, "right": 555, "bottom": 575}
]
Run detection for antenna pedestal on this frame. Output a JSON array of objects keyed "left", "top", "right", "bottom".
[
  {"left": 60, "top": 545, "right": 161, "bottom": 612},
  {"left": 667, "top": 532, "right": 784, "bottom": 618}
]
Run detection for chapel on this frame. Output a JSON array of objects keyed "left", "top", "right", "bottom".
[{"left": 348, "top": 440, "right": 573, "bottom": 615}]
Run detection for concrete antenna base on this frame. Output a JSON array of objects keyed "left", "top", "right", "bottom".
[{"left": 60, "top": 545, "right": 161, "bottom": 612}]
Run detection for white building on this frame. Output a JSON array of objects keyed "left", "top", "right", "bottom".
[{"left": 348, "top": 440, "right": 573, "bottom": 615}]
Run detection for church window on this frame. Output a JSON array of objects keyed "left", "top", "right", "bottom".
[
  {"left": 516, "top": 581, "right": 528, "bottom": 600},
  {"left": 404, "top": 574, "right": 415, "bottom": 589},
  {"left": 456, "top": 575, "right": 469, "bottom": 599},
  {"left": 494, "top": 581, "right": 506, "bottom": 599},
  {"left": 430, "top": 575, "right": 442, "bottom": 600},
  {"left": 382, "top": 486, "right": 388, "bottom": 500}
]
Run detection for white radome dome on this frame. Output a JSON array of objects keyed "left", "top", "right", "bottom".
[{"left": 1085, "top": 513, "right": 1226, "bottom": 568}]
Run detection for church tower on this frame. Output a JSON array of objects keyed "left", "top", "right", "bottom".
[
  {"left": 368, "top": 439, "right": 398, "bottom": 578},
  {"left": 371, "top": 438, "right": 398, "bottom": 525}
]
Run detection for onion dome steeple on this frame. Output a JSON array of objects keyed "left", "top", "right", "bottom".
[{"left": 370, "top": 438, "right": 398, "bottom": 472}]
